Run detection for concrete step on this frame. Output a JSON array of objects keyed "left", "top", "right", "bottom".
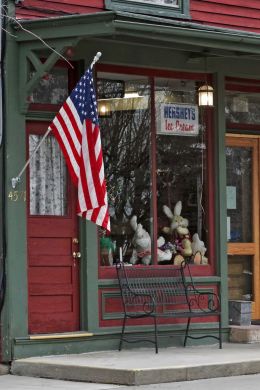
[
  {"left": 10, "top": 344, "right": 260, "bottom": 385},
  {"left": 230, "top": 325, "right": 260, "bottom": 343}
]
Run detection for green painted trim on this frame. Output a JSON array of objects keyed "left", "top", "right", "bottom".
[
  {"left": 114, "top": 19, "right": 260, "bottom": 55},
  {"left": 11, "top": 326, "right": 228, "bottom": 360},
  {"left": 15, "top": 12, "right": 116, "bottom": 42},
  {"left": 26, "top": 112, "right": 55, "bottom": 121},
  {"left": 85, "top": 221, "right": 99, "bottom": 331},
  {"left": 213, "top": 71, "right": 229, "bottom": 329},
  {"left": 14, "top": 10, "right": 260, "bottom": 57},
  {"left": 105, "top": 0, "right": 190, "bottom": 19},
  {"left": 98, "top": 276, "right": 221, "bottom": 288},
  {"left": 1, "top": 34, "right": 28, "bottom": 361},
  {"left": 19, "top": 43, "right": 69, "bottom": 112}
]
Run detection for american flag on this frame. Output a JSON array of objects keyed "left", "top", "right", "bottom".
[{"left": 49, "top": 67, "right": 110, "bottom": 231}]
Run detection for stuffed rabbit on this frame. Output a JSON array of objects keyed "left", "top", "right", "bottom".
[
  {"left": 130, "top": 216, "right": 172, "bottom": 265},
  {"left": 162, "top": 201, "right": 192, "bottom": 259}
]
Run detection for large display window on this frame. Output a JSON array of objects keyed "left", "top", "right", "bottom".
[{"left": 97, "top": 66, "right": 214, "bottom": 274}]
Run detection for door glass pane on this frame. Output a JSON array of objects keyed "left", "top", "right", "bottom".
[
  {"left": 228, "top": 255, "right": 253, "bottom": 300},
  {"left": 28, "top": 66, "right": 68, "bottom": 105},
  {"left": 226, "top": 146, "right": 252, "bottom": 242},
  {"left": 29, "top": 134, "right": 68, "bottom": 216}
]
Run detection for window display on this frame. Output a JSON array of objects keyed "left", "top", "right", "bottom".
[{"left": 97, "top": 70, "right": 211, "bottom": 267}]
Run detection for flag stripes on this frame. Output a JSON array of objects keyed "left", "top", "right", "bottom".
[{"left": 49, "top": 67, "right": 110, "bottom": 231}]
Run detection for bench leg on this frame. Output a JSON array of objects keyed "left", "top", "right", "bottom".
[
  {"left": 154, "top": 316, "right": 158, "bottom": 354},
  {"left": 119, "top": 314, "right": 127, "bottom": 351},
  {"left": 184, "top": 317, "right": 191, "bottom": 347},
  {"left": 219, "top": 314, "right": 222, "bottom": 349}
]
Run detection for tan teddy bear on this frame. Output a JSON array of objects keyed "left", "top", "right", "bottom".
[{"left": 162, "top": 201, "right": 192, "bottom": 265}]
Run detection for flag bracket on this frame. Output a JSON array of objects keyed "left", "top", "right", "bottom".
[
  {"left": 11, "top": 128, "right": 52, "bottom": 189},
  {"left": 11, "top": 51, "right": 103, "bottom": 190}
]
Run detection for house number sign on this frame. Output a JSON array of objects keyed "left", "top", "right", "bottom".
[{"left": 8, "top": 191, "right": 26, "bottom": 202}]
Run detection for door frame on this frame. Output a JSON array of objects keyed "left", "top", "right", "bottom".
[
  {"left": 26, "top": 121, "right": 81, "bottom": 334},
  {"left": 226, "top": 133, "right": 260, "bottom": 319}
]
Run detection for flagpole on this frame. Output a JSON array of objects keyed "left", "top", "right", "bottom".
[
  {"left": 11, "top": 128, "right": 52, "bottom": 189},
  {"left": 11, "top": 51, "right": 102, "bottom": 189}
]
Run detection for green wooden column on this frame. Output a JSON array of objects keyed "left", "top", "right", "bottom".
[
  {"left": 214, "top": 71, "right": 229, "bottom": 330},
  {"left": 1, "top": 34, "right": 28, "bottom": 361}
]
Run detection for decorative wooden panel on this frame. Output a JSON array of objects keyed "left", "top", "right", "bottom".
[{"left": 99, "top": 285, "right": 219, "bottom": 327}]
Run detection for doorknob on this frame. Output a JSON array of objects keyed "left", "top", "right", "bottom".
[
  {"left": 72, "top": 238, "right": 79, "bottom": 244},
  {"left": 72, "top": 251, "right": 81, "bottom": 259}
]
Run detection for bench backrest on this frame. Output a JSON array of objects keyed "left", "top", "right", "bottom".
[{"left": 116, "top": 262, "right": 193, "bottom": 312}]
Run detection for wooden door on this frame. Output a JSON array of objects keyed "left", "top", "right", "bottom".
[
  {"left": 226, "top": 135, "right": 260, "bottom": 319},
  {"left": 27, "top": 122, "right": 80, "bottom": 334}
]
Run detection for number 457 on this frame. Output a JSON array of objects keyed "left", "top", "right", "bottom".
[{"left": 8, "top": 191, "right": 26, "bottom": 202}]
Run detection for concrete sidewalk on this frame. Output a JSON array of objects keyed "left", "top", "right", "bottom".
[{"left": 11, "top": 343, "right": 260, "bottom": 385}]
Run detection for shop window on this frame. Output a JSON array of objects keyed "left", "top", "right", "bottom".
[
  {"left": 97, "top": 74, "right": 152, "bottom": 266},
  {"left": 97, "top": 70, "right": 211, "bottom": 269},
  {"left": 105, "top": 0, "right": 190, "bottom": 19},
  {"left": 155, "top": 78, "right": 209, "bottom": 266},
  {"left": 225, "top": 77, "right": 260, "bottom": 126}
]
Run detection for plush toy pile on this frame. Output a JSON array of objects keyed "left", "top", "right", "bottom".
[
  {"left": 126, "top": 200, "right": 208, "bottom": 266},
  {"left": 162, "top": 201, "right": 208, "bottom": 265}
]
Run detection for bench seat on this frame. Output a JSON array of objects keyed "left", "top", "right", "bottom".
[{"left": 116, "top": 261, "right": 222, "bottom": 353}]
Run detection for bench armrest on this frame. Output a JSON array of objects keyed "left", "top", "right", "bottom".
[{"left": 186, "top": 283, "right": 221, "bottom": 313}]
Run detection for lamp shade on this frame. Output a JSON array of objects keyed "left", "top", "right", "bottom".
[{"left": 198, "top": 84, "right": 214, "bottom": 107}]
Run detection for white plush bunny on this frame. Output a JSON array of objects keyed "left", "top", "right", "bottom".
[
  {"left": 130, "top": 216, "right": 151, "bottom": 265},
  {"left": 130, "top": 216, "right": 172, "bottom": 265}
]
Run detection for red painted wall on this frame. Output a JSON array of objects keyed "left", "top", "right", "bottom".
[
  {"left": 15, "top": 0, "right": 104, "bottom": 19},
  {"left": 190, "top": 0, "right": 260, "bottom": 33},
  {"left": 15, "top": 1, "right": 260, "bottom": 34},
  {"left": 15, "top": 0, "right": 260, "bottom": 34}
]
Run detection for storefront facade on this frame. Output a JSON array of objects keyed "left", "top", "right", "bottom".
[{"left": 1, "top": 0, "right": 260, "bottom": 362}]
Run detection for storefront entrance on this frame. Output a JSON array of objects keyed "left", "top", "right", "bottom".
[
  {"left": 226, "top": 134, "right": 260, "bottom": 320},
  {"left": 27, "top": 122, "right": 80, "bottom": 334}
]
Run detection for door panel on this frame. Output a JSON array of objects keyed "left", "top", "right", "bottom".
[
  {"left": 226, "top": 135, "right": 260, "bottom": 319},
  {"left": 27, "top": 122, "right": 80, "bottom": 334}
]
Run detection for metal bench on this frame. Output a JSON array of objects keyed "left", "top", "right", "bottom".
[{"left": 116, "top": 261, "right": 222, "bottom": 353}]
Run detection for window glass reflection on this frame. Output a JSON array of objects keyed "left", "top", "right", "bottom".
[
  {"left": 155, "top": 78, "right": 209, "bottom": 266},
  {"left": 97, "top": 74, "right": 152, "bottom": 266},
  {"left": 226, "top": 146, "right": 252, "bottom": 242}
]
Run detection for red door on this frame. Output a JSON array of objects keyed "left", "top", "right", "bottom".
[{"left": 27, "top": 122, "right": 80, "bottom": 334}]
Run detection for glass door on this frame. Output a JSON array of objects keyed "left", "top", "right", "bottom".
[{"left": 226, "top": 135, "right": 260, "bottom": 319}]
